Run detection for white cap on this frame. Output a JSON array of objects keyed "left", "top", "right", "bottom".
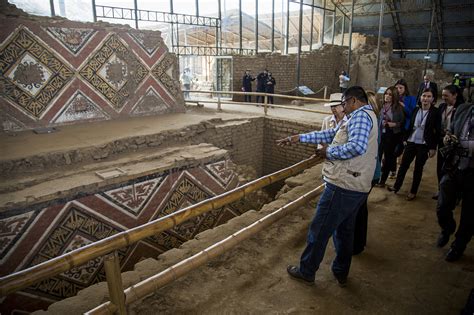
[{"left": 323, "top": 93, "right": 343, "bottom": 107}]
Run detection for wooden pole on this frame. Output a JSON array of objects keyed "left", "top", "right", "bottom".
[
  {"left": 104, "top": 251, "right": 126, "bottom": 315},
  {"left": 0, "top": 157, "right": 319, "bottom": 296},
  {"left": 264, "top": 94, "right": 268, "bottom": 115},
  {"left": 86, "top": 184, "right": 325, "bottom": 315}
]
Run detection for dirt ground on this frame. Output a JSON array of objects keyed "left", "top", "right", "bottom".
[{"left": 131, "top": 157, "right": 474, "bottom": 315}]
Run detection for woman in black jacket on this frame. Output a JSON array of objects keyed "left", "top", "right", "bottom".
[
  {"left": 376, "top": 86, "right": 405, "bottom": 186},
  {"left": 433, "top": 85, "right": 464, "bottom": 199},
  {"left": 388, "top": 88, "right": 441, "bottom": 200}
]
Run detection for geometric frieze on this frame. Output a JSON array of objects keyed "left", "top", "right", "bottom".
[
  {"left": 151, "top": 54, "right": 181, "bottom": 98},
  {"left": 99, "top": 177, "right": 164, "bottom": 217},
  {"left": 131, "top": 87, "right": 170, "bottom": 115},
  {"left": 79, "top": 34, "right": 148, "bottom": 111},
  {"left": 52, "top": 91, "right": 109, "bottom": 123},
  {"left": 1, "top": 157, "right": 243, "bottom": 311},
  {"left": 44, "top": 27, "right": 97, "bottom": 55},
  {"left": 0, "top": 26, "right": 74, "bottom": 119},
  {"left": 0, "top": 210, "right": 38, "bottom": 263},
  {"left": 24, "top": 205, "right": 125, "bottom": 299},
  {"left": 205, "top": 160, "right": 236, "bottom": 189},
  {"left": 128, "top": 30, "right": 163, "bottom": 56}
]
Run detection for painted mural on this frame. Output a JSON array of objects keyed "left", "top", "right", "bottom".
[
  {"left": 0, "top": 158, "right": 246, "bottom": 314},
  {"left": 0, "top": 17, "right": 185, "bottom": 131}
]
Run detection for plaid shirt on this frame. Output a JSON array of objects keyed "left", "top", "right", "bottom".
[{"left": 299, "top": 105, "right": 374, "bottom": 160}]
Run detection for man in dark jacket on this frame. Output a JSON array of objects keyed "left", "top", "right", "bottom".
[
  {"left": 416, "top": 74, "right": 438, "bottom": 104},
  {"left": 256, "top": 69, "right": 268, "bottom": 103},
  {"left": 436, "top": 102, "right": 474, "bottom": 261},
  {"left": 242, "top": 70, "right": 255, "bottom": 102},
  {"left": 265, "top": 72, "right": 276, "bottom": 104}
]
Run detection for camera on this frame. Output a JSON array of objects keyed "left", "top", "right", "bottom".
[{"left": 440, "top": 137, "right": 469, "bottom": 174}]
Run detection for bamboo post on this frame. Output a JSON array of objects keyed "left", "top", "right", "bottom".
[
  {"left": 104, "top": 251, "right": 126, "bottom": 315},
  {"left": 264, "top": 94, "right": 268, "bottom": 115},
  {"left": 217, "top": 91, "right": 222, "bottom": 111},
  {"left": 86, "top": 184, "right": 325, "bottom": 314}
]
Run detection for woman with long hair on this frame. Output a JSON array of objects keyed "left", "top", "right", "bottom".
[
  {"left": 388, "top": 88, "right": 441, "bottom": 200},
  {"left": 433, "top": 84, "right": 464, "bottom": 199},
  {"left": 391, "top": 79, "right": 417, "bottom": 178},
  {"left": 376, "top": 87, "right": 405, "bottom": 186}
]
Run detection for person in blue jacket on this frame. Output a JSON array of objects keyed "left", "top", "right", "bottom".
[{"left": 391, "top": 79, "right": 417, "bottom": 177}]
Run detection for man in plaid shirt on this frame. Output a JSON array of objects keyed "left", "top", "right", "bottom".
[{"left": 277, "top": 86, "right": 379, "bottom": 287}]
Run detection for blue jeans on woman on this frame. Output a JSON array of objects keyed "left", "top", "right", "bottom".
[{"left": 299, "top": 182, "right": 368, "bottom": 280}]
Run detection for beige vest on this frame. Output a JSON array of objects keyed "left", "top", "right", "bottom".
[{"left": 322, "top": 108, "right": 378, "bottom": 193}]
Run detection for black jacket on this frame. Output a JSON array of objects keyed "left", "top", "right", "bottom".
[
  {"left": 405, "top": 105, "right": 441, "bottom": 150},
  {"left": 265, "top": 77, "right": 276, "bottom": 93},
  {"left": 256, "top": 73, "right": 268, "bottom": 91},
  {"left": 242, "top": 74, "right": 255, "bottom": 91}
]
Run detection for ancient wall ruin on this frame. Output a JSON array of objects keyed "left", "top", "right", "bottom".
[
  {"left": 232, "top": 45, "right": 348, "bottom": 101},
  {"left": 349, "top": 33, "right": 453, "bottom": 95},
  {"left": 0, "top": 2, "right": 185, "bottom": 132}
]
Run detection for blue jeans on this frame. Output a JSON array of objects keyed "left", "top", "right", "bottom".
[{"left": 299, "top": 182, "right": 368, "bottom": 280}]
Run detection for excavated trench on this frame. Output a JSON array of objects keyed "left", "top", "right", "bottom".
[{"left": 0, "top": 116, "right": 321, "bottom": 314}]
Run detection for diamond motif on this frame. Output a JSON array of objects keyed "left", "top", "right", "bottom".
[
  {"left": 44, "top": 27, "right": 97, "bottom": 55},
  {"left": 128, "top": 30, "right": 163, "bottom": 56},
  {"left": 6, "top": 52, "right": 52, "bottom": 96},
  {"left": 79, "top": 34, "right": 149, "bottom": 111},
  {"left": 100, "top": 177, "right": 163, "bottom": 216},
  {"left": 205, "top": 160, "right": 235, "bottom": 188},
  {"left": 52, "top": 91, "right": 109, "bottom": 123},
  {"left": 0, "top": 27, "right": 74, "bottom": 118},
  {"left": 151, "top": 54, "right": 181, "bottom": 98},
  {"left": 0, "top": 210, "right": 38, "bottom": 262},
  {"left": 131, "top": 87, "right": 170, "bottom": 115},
  {"left": 25, "top": 205, "right": 125, "bottom": 299}
]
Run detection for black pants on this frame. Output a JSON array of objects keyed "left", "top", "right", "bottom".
[
  {"left": 393, "top": 142, "right": 429, "bottom": 194},
  {"left": 353, "top": 181, "right": 377, "bottom": 254},
  {"left": 244, "top": 92, "right": 252, "bottom": 102},
  {"left": 436, "top": 141, "right": 446, "bottom": 184},
  {"left": 256, "top": 89, "right": 264, "bottom": 103},
  {"left": 379, "top": 131, "right": 402, "bottom": 184},
  {"left": 267, "top": 94, "right": 274, "bottom": 104},
  {"left": 437, "top": 169, "right": 474, "bottom": 252}
]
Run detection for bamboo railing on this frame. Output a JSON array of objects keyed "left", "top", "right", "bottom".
[
  {"left": 185, "top": 89, "right": 332, "bottom": 115},
  {"left": 86, "top": 183, "right": 325, "bottom": 315},
  {"left": 0, "top": 156, "right": 320, "bottom": 297}
]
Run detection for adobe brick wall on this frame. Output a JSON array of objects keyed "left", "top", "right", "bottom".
[
  {"left": 0, "top": 1, "right": 185, "bottom": 132},
  {"left": 263, "top": 117, "right": 320, "bottom": 174},
  {"left": 232, "top": 45, "right": 347, "bottom": 102}
]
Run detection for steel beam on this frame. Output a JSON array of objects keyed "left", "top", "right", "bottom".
[
  {"left": 387, "top": 0, "right": 404, "bottom": 55},
  {"left": 374, "top": 0, "right": 384, "bottom": 90},
  {"left": 347, "top": 0, "right": 354, "bottom": 76}
]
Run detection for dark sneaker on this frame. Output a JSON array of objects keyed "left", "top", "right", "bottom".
[
  {"left": 436, "top": 232, "right": 450, "bottom": 248},
  {"left": 333, "top": 273, "right": 348, "bottom": 287},
  {"left": 432, "top": 192, "right": 439, "bottom": 200},
  {"left": 445, "top": 247, "right": 463, "bottom": 262},
  {"left": 286, "top": 265, "right": 314, "bottom": 285}
]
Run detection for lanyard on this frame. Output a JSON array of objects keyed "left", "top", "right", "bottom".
[
  {"left": 416, "top": 109, "right": 429, "bottom": 128},
  {"left": 382, "top": 104, "right": 391, "bottom": 119}
]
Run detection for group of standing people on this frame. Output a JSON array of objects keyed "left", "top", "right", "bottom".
[
  {"left": 275, "top": 75, "right": 473, "bottom": 287},
  {"left": 242, "top": 69, "right": 276, "bottom": 104}
]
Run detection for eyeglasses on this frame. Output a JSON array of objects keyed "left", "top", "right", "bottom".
[{"left": 341, "top": 97, "right": 353, "bottom": 106}]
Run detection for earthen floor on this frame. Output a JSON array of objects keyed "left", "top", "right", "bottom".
[{"left": 1, "top": 103, "right": 329, "bottom": 161}]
